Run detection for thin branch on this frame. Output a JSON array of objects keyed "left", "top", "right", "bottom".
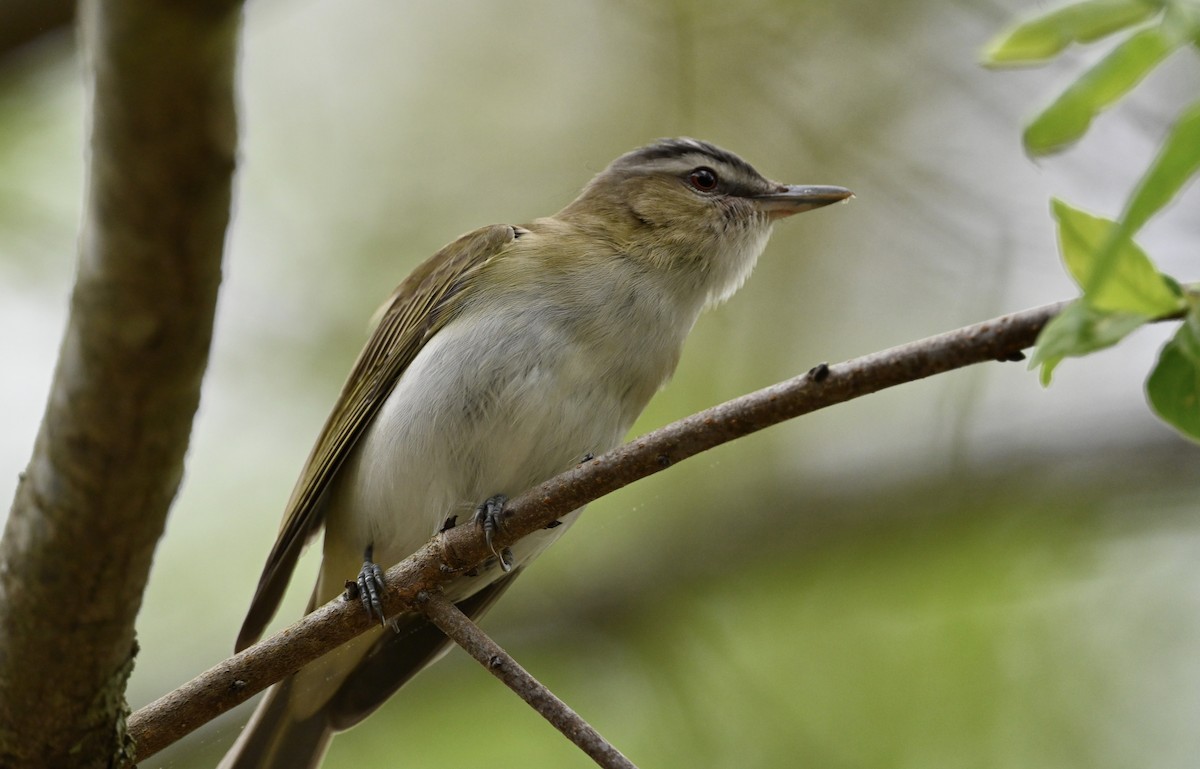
[
  {"left": 417, "top": 590, "right": 639, "bottom": 769},
  {"left": 127, "top": 298, "right": 1071, "bottom": 760},
  {"left": 0, "top": 2, "right": 240, "bottom": 767},
  {"left": 507, "top": 435, "right": 1200, "bottom": 641},
  {"left": 469, "top": 299, "right": 1073, "bottom": 558}
]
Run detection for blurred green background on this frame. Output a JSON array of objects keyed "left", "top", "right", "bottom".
[{"left": 3, "top": 1, "right": 1200, "bottom": 767}]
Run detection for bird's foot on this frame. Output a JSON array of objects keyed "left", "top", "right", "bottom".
[
  {"left": 473, "top": 494, "right": 513, "bottom": 572},
  {"left": 356, "top": 545, "right": 387, "bottom": 626}
]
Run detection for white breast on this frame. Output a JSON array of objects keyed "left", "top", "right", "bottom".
[{"left": 321, "top": 265, "right": 700, "bottom": 600}]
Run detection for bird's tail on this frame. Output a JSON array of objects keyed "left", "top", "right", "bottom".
[
  {"left": 218, "top": 571, "right": 524, "bottom": 768},
  {"left": 218, "top": 675, "right": 333, "bottom": 769}
]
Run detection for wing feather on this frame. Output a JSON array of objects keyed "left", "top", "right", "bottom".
[{"left": 236, "top": 223, "right": 520, "bottom": 650}]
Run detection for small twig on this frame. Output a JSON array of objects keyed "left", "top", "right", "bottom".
[
  {"left": 461, "top": 299, "right": 1076, "bottom": 558},
  {"left": 417, "top": 590, "right": 639, "bottom": 769},
  {"left": 128, "top": 299, "right": 1077, "bottom": 760}
]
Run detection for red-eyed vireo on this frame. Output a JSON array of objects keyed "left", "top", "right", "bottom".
[{"left": 220, "top": 138, "right": 851, "bottom": 769}]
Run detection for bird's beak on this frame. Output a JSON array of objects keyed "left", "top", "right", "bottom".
[{"left": 752, "top": 185, "right": 854, "bottom": 219}]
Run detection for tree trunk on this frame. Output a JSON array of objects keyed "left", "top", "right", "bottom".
[{"left": 0, "top": 2, "right": 241, "bottom": 766}]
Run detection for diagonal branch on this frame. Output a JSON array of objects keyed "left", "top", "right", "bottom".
[
  {"left": 416, "top": 590, "right": 639, "bottom": 769},
  {"left": 127, "top": 298, "right": 1072, "bottom": 761}
]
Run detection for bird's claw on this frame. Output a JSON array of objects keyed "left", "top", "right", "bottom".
[
  {"left": 473, "top": 494, "right": 513, "bottom": 572},
  {"left": 357, "top": 559, "right": 387, "bottom": 626}
]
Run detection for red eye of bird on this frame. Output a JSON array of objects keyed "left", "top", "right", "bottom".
[{"left": 688, "top": 167, "right": 719, "bottom": 192}]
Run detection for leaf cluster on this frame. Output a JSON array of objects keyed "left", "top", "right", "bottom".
[{"left": 985, "top": 0, "right": 1200, "bottom": 439}]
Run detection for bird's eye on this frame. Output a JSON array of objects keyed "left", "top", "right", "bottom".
[{"left": 688, "top": 167, "right": 719, "bottom": 192}]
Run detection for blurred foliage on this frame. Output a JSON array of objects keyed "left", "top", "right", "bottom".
[
  {"left": 3, "top": 1, "right": 1200, "bottom": 768},
  {"left": 985, "top": 0, "right": 1200, "bottom": 439}
]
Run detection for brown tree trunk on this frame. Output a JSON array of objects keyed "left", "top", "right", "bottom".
[{"left": 0, "top": 2, "right": 241, "bottom": 766}]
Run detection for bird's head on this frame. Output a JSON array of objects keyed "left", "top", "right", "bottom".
[{"left": 560, "top": 138, "right": 851, "bottom": 307}]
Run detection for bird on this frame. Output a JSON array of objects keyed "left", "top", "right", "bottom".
[{"left": 219, "top": 137, "right": 851, "bottom": 769}]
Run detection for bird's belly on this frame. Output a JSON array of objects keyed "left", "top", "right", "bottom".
[{"left": 320, "top": 309, "right": 656, "bottom": 600}]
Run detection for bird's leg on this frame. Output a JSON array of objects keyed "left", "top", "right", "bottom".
[
  {"left": 357, "top": 543, "right": 387, "bottom": 626},
  {"left": 473, "top": 494, "right": 513, "bottom": 572}
]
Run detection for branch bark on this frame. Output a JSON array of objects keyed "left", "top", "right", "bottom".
[
  {"left": 0, "top": 2, "right": 240, "bottom": 767},
  {"left": 417, "top": 590, "right": 640, "bottom": 769},
  {"left": 125, "top": 298, "right": 1071, "bottom": 761}
]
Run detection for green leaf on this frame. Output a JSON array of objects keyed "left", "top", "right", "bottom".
[
  {"left": 983, "top": 0, "right": 1161, "bottom": 66},
  {"left": 1052, "top": 199, "right": 1182, "bottom": 316},
  {"left": 1024, "top": 24, "right": 1181, "bottom": 154},
  {"left": 1120, "top": 100, "right": 1200, "bottom": 235},
  {"left": 1147, "top": 308, "right": 1200, "bottom": 441},
  {"left": 1175, "top": 306, "right": 1200, "bottom": 365},
  {"left": 1163, "top": 0, "right": 1200, "bottom": 47},
  {"left": 1031, "top": 300, "right": 1148, "bottom": 385}
]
